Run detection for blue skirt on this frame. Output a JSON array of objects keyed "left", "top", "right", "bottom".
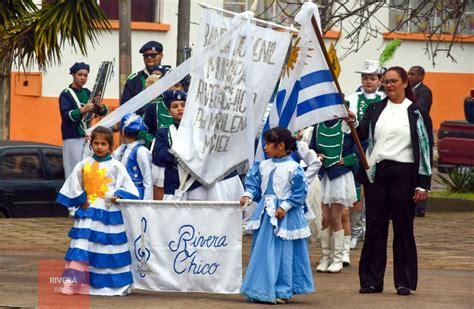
[{"left": 241, "top": 213, "right": 315, "bottom": 303}]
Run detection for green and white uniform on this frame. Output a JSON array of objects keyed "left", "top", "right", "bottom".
[{"left": 346, "top": 89, "right": 385, "bottom": 122}]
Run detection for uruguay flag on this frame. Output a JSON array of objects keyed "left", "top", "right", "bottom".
[{"left": 256, "top": 2, "right": 347, "bottom": 160}]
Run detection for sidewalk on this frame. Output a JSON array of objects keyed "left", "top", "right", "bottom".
[
  {"left": 0, "top": 212, "right": 473, "bottom": 308},
  {"left": 430, "top": 167, "right": 449, "bottom": 192}
]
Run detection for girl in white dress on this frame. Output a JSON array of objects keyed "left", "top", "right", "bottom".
[{"left": 57, "top": 126, "right": 140, "bottom": 296}]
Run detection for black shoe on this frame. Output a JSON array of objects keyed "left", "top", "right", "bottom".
[
  {"left": 415, "top": 209, "right": 425, "bottom": 217},
  {"left": 343, "top": 261, "right": 350, "bottom": 267},
  {"left": 359, "top": 286, "right": 383, "bottom": 294},
  {"left": 397, "top": 287, "right": 411, "bottom": 296}
]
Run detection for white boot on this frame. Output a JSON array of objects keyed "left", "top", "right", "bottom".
[
  {"left": 342, "top": 235, "right": 351, "bottom": 267},
  {"left": 350, "top": 209, "right": 364, "bottom": 249},
  {"left": 316, "top": 227, "right": 332, "bottom": 272},
  {"left": 350, "top": 236, "right": 359, "bottom": 250},
  {"left": 327, "top": 229, "right": 344, "bottom": 273}
]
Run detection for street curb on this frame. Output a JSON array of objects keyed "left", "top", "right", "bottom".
[{"left": 427, "top": 197, "right": 474, "bottom": 212}]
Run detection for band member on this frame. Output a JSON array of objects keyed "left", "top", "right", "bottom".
[
  {"left": 59, "top": 62, "right": 108, "bottom": 177},
  {"left": 114, "top": 113, "right": 153, "bottom": 200},
  {"left": 120, "top": 41, "right": 171, "bottom": 116}
]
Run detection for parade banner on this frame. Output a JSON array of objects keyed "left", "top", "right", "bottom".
[
  {"left": 119, "top": 200, "right": 242, "bottom": 294},
  {"left": 171, "top": 9, "right": 292, "bottom": 186},
  {"left": 87, "top": 12, "right": 250, "bottom": 134}
]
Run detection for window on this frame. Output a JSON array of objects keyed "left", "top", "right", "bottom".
[
  {"left": 99, "top": 0, "right": 161, "bottom": 23},
  {"left": 44, "top": 152, "right": 64, "bottom": 180},
  {"left": 1, "top": 153, "right": 44, "bottom": 179},
  {"left": 389, "top": 0, "right": 474, "bottom": 35},
  {"left": 223, "top": 0, "right": 300, "bottom": 25},
  {"left": 223, "top": 1, "right": 247, "bottom": 13}
]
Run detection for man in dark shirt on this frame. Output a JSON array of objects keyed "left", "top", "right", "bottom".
[
  {"left": 408, "top": 66, "right": 433, "bottom": 113},
  {"left": 120, "top": 40, "right": 171, "bottom": 115},
  {"left": 408, "top": 65, "right": 433, "bottom": 217}
]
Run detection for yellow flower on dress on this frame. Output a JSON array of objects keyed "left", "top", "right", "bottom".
[{"left": 83, "top": 161, "right": 112, "bottom": 204}]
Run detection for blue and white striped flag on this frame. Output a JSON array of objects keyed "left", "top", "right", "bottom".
[{"left": 256, "top": 2, "right": 347, "bottom": 160}]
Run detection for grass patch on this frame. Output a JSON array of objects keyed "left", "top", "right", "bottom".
[{"left": 430, "top": 191, "right": 474, "bottom": 200}]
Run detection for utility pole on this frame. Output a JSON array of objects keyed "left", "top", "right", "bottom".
[
  {"left": 0, "top": 70, "right": 10, "bottom": 140},
  {"left": 119, "top": 0, "right": 132, "bottom": 98},
  {"left": 177, "top": 0, "right": 191, "bottom": 66}
]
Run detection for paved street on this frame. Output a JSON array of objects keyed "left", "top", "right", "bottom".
[{"left": 0, "top": 212, "right": 473, "bottom": 308}]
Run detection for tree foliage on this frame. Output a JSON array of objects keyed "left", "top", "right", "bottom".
[
  {"left": 249, "top": 0, "right": 472, "bottom": 65},
  {"left": 0, "top": 0, "right": 110, "bottom": 71},
  {"left": 0, "top": 0, "right": 37, "bottom": 26}
]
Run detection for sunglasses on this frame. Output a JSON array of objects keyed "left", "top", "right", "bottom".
[
  {"left": 382, "top": 78, "right": 401, "bottom": 85},
  {"left": 143, "top": 53, "right": 160, "bottom": 59}
]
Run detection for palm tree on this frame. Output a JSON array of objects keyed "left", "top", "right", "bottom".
[{"left": 0, "top": 0, "right": 110, "bottom": 140}]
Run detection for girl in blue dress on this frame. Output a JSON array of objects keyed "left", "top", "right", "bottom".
[{"left": 240, "top": 127, "right": 314, "bottom": 304}]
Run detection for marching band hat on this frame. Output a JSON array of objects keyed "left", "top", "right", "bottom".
[
  {"left": 355, "top": 60, "right": 384, "bottom": 75},
  {"left": 150, "top": 65, "right": 171, "bottom": 76},
  {"left": 162, "top": 90, "right": 187, "bottom": 109},
  {"left": 120, "top": 113, "right": 147, "bottom": 133},
  {"left": 139, "top": 41, "right": 163, "bottom": 53},
  {"left": 69, "top": 62, "right": 90, "bottom": 74}
]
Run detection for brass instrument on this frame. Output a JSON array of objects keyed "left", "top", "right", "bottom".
[{"left": 83, "top": 60, "right": 114, "bottom": 122}]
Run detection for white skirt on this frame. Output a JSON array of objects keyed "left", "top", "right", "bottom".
[
  {"left": 186, "top": 175, "right": 244, "bottom": 201},
  {"left": 320, "top": 172, "right": 357, "bottom": 207}
]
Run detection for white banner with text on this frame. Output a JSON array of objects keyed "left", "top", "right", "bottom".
[
  {"left": 120, "top": 200, "right": 242, "bottom": 294},
  {"left": 171, "top": 9, "right": 292, "bottom": 186}
]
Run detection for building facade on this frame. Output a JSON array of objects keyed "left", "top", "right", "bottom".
[{"left": 8, "top": 0, "right": 474, "bottom": 145}]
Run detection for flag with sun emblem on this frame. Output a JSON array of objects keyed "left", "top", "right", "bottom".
[{"left": 257, "top": 2, "right": 347, "bottom": 160}]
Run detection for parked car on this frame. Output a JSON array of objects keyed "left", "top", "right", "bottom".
[
  {"left": 0, "top": 141, "right": 68, "bottom": 218},
  {"left": 437, "top": 120, "right": 474, "bottom": 173}
]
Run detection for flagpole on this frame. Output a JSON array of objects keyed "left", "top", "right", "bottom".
[
  {"left": 310, "top": 16, "right": 369, "bottom": 170},
  {"left": 199, "top": 2, "right": 298, "bottom": 33}
]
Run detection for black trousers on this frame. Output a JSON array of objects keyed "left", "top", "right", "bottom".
[{"left": 358, "top": 161, "right": 418, "bottom": 291}]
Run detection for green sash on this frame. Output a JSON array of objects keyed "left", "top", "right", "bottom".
[{"left": 156, "top": 97, "right": 174, "bottom": 128}]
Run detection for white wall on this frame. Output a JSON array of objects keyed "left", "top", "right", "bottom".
[
  {"left": 35, "top": 1, "right": 474, "bottom": 99},
  {"left": 39, "top": 0, "right": 224, "bottom": 99},
  {"left": 41, "top": 30, "right": 172, "bottom": 98}
]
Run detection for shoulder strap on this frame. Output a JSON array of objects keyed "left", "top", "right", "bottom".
[
  {"left": 65, "top": 87, "right": 89, "bottom": 133},
  {"left": 127, "top": 72, "right": 138, "bottom": 80},
  {"left": 65, "top": 87, "right": 83, "bottom": 109}
]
